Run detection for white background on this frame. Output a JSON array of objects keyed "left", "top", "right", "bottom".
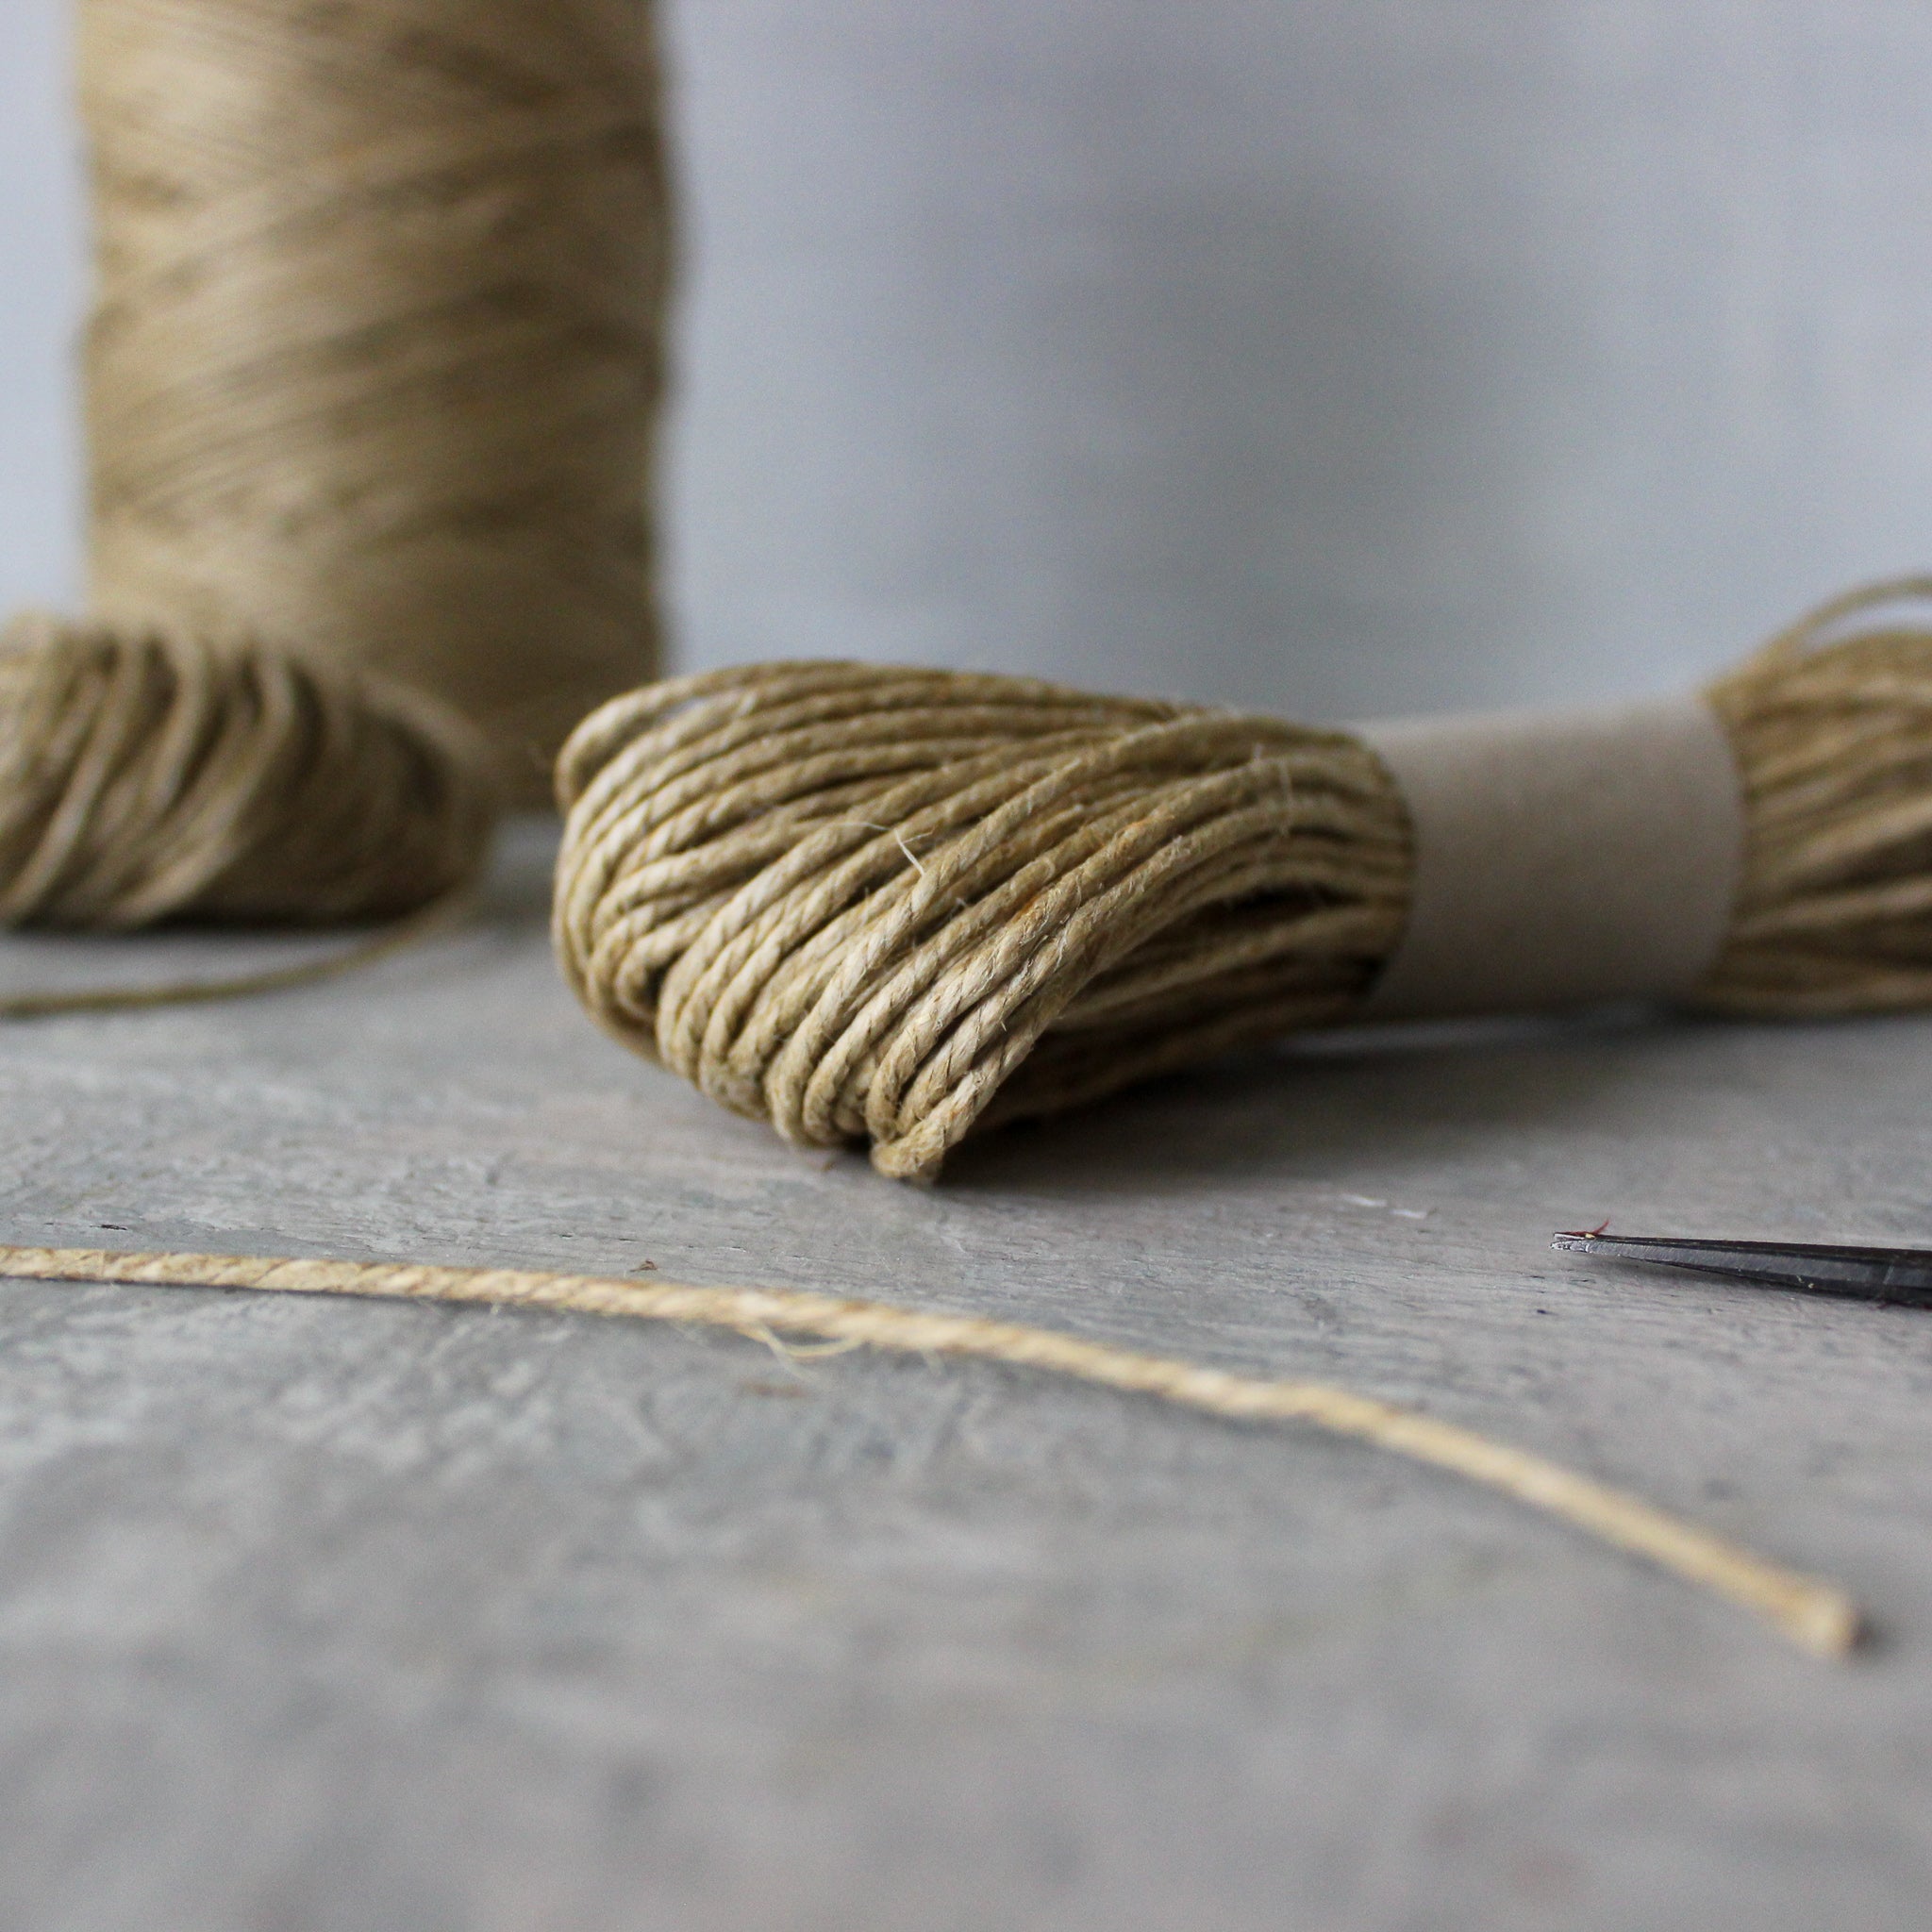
[{"left": 6, "top": 2, "right": 1932, "bottom": 718}]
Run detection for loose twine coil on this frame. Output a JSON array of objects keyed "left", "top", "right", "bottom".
[{"left": 0, "top": 613, "right": 493, "bottom": 930}]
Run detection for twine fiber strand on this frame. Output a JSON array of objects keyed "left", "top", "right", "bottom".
[
  {"left": 555, "top": 582, "right": 1932, "bottom": 1179},
  {"left": 0, "top": 884, "right": 477, "bottom": 1020},
  {"left": 79, "top": 0, "right": 669, "bottom": 800},
  {"left": 0, "top": 1243, "right": 1860, "bottom": 1659}
]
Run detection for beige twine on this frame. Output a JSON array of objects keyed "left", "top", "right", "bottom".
[
  {"left": 0, "top": 0, "right": 660, "bottom": 974},
  {"left": 0, "top": 1242, "right": 1862, "bottom": 1659},
  {"left": 79, "top": 0, "right": 670, "bottom": 802},
  {"left": 1702, "top": 576, "right": 1932, "bottom": 1014},
  {"left": 554, "top": 663, "right": 1409, "bottom": 1179},
  {"left": 555, "top": 580, "right": 1932, "bottom": 1180},
  {"left": 0, "top": 612, "right": 493, "bottom": 937}
]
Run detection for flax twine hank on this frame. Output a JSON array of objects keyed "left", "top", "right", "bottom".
[
  {"left": 554, "top": 662, "right": 1410, "bottom": 1182},
  {"left": 0, "top": 1242, "right": 1860, "bottom": 1660},
  {"left": 556, "top": 580, "right": 1932, "bottom": 1181}
]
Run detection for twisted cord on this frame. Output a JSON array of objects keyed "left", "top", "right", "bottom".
[
  {"left": 80, "top": 0, "right": 669, "bottom": 797},
  {"left": 556, "top": 587, "right": 1932, "bottom": 1179},
  {"left": 554, "top": 662, "right": 1410, "bottom": 1180},
  {"left": 1702, "top": 576, "right": 1932, "bottom": 1013},
  {"left": 0, "top": 1242, "right": 1861, "bottom": 1659},
  {"left": 0, "top": 885, "right": 479, "bottom": 1022}
]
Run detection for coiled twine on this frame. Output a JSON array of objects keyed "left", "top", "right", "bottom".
[
  {"left": 79, "top": 0, "right": 670, "bottom": 802},
  {"left": 0, "top": 0, "right": 664, "bottom": 940},
  {"left": 555, "top": 583, "right": 1932, "bottom": 1180},
  {"left": 0, "top": 615, "right": 493, "bottom": 928}
]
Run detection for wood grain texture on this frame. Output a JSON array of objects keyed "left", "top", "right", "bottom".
[{"left": 0, "top": 823, "right": 1929, "bottom": 1929}]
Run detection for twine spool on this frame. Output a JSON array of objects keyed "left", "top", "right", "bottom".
[
  {"left": 555, "top": 581, "right": 1932, "bottom": 1181},
  {"left": 78, "top": 0, "right": 670, "bottom": 804}
]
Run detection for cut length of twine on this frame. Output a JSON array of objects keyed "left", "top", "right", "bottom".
[
  {"left": 0, "top": 886, "right": 476, "bottom": 1022},
  {"left": 0, "top": 1242, "right": 1861, "bottom": 1660}
]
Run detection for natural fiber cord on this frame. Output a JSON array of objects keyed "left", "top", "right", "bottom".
[
  {"left": 1702, "top": 576, "right": 1932, "bottom": 1014},
  {"left": 79, "top": 0, "right": 670, "bottom": 801},
  {"left": 0, "top": 0, "right": 662, "bottom": 946},
  {"left": 556, "top": 581, "right": 1932, "bottom": 1179},
  {"left": 0, "top": 613, "right": 494, "bottom": 928},
  {"left": 0, "top": 0, "right": 1894, "bottom": 1690},
  {"left": 554, "top": 663, "right": 1409, "bottom": 1179},
  {"left": 0, "top": 1242, "right": 1863, "bottom": 1660}
]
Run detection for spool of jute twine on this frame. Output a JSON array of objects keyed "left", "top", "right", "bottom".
[
  {"left": 75, "top": 0, "right": 669, "bottom": 811},
  {"left": 555, "top": 578, "right": 1932, "bottom": 1181},
  {"left": 0, "top": 0, "right": 668, "bottom": 937}
]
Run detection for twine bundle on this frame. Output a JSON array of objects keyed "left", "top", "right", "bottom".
[
  {"left": 0, "top": 613, "right": 493, "bottom": 928},
  {"left": 555, "top": 580, "right": 1932, "bottom": 1181}
]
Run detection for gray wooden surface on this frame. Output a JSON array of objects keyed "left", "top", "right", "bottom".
[{"left": 1, "top": 823, "right": 1928, "bottom": 1931}]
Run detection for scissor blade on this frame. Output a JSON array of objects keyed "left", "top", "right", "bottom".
[{"left": 1551, "top": 1232, "right": 1932, "bottom": 1308}]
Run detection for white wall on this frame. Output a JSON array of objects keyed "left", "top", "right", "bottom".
[
  {"left": 7, "top": 3, "right": 1932, "bottom": 718},
  {"left": 0, "top": 0, "right": 85, "bottom": 621}
]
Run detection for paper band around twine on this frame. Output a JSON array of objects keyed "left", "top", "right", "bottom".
[{"left": 1357, "top": 694, "right": 1747, "bottom": 1019}]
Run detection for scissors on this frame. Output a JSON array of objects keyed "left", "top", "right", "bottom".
[{"left": 1552, "top": 1228, "right": 1932, "bottom": 1310}]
